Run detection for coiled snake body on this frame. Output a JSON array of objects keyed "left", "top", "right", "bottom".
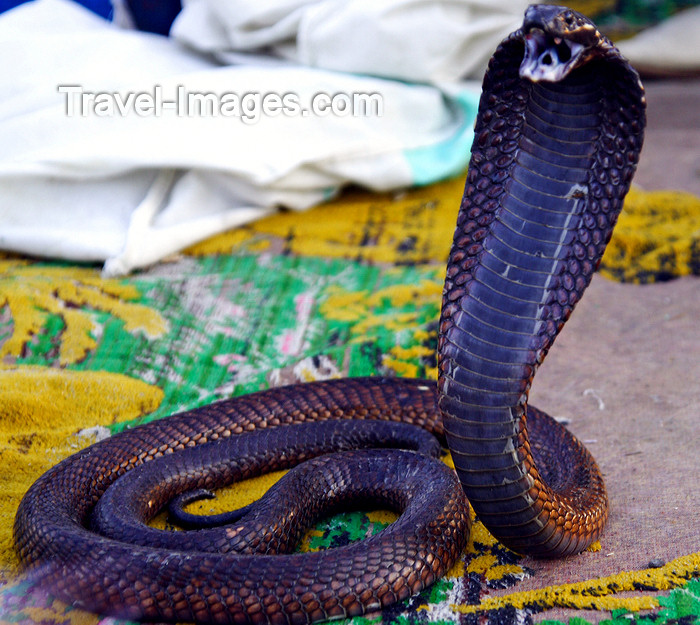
[{"left": 14, "top": 6, "right": 645, "bottom": 624}]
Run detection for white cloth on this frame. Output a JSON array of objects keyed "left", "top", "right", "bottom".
[
  {"left": 171, "top": 0, "right": 527, "bottom": 82},
  {"left": 617, "top": 5, "right": 700, "bottom": 75},
  {"left": 0, "top": 0, "right": 527, "bottom": 275}
]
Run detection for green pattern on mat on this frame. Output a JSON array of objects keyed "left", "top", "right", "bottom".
[{"left": 541, "top": 578, "right": 700, "bottom": 624}]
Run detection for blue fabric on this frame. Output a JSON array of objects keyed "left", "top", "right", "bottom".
[
  {"left": 125, "top": 0, "right": 181, "bottom": 35},
  {"left": 0, "top": 0, "right": 112, "bottom": 18},
  {"left": 0, "top": 0, "right": 182, "bottom": 33}
]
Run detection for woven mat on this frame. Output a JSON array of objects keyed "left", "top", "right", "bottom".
[{"left": 1, "top": 175, "right": 699, "bottom": 625}]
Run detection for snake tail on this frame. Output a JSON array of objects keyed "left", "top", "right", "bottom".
[
  {"left": 14, "top": 379, "right": 468, "bottom": 625},
  {"left": 438, "top": 5, "right": 645, "bottom": 557}
]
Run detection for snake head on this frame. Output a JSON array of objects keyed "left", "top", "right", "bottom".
[{"left": 519, "top": 4, "right": 604, "bottom": 82}]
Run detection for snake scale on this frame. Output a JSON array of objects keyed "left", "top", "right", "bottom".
[{"left": 13, "top": 5, "right": 645, "bottom": 625}]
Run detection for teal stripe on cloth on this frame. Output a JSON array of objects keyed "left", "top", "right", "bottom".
[{"left": 404, "top": 87, "right": 479, "bottom": 186}]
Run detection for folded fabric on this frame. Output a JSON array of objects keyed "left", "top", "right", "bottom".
[
  {"left": 0, "top": 0, "right": 532, "bottom": 275},
  {"left": 171, "top": 0, "right": 528, "bottom": 82},
  {"left": 617, "top": 5, "right": 700, "bottom": 75}
]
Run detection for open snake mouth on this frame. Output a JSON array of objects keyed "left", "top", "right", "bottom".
[{"left": 519, "top": 29, "right": 585, "bottom": 82}]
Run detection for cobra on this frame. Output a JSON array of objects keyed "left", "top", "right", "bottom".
[{"left": 13, "top": 5, "right": 645, "bottom": 624}]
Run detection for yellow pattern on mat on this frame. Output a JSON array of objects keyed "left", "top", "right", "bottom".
[
  {"left": 185, "top": 177, "right": 464, "bottom": 265},
  {"left": 0, "top": 261, "right": 168, "bottom": 365},
  {"left": 321, "top": 277, "right": 443, "bottom": 378},
  {"left": 600, "top": 188, "right": 700, "bottom": 283},
  {"left": 0, "top": 365, "right": 163, "bottom": 579},
  {"left": 451, "top": 552, "right": 700, "bottom": 615},
  {"left": 186, "top": 180, "right": 700, "bottom": 284}
]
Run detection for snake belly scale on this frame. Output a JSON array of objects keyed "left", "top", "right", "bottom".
[{"left": 13, "top": 5, "right": 645, "bottom": 624}]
